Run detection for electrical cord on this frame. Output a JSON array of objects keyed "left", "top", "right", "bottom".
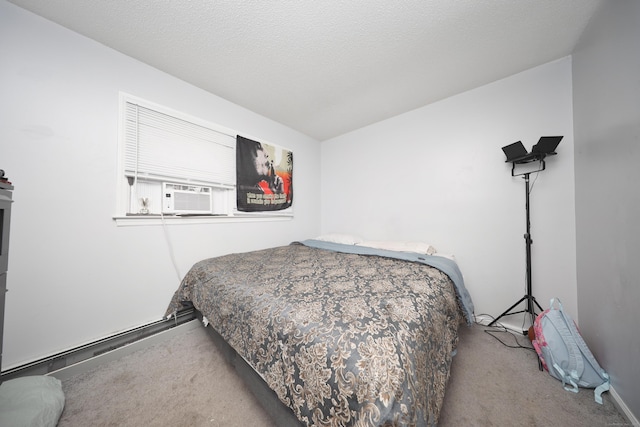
[
  {"left": 528, "top": 168, "right": 540, "bottom": 194},
  {"left": 474, "top": 313, "right": 536, "bottom": 353},
  {"left": 160, "top": 211, "right": 183, "bottom": 283}
]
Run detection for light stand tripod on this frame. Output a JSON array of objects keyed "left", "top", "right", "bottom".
[
  {"left": 494, "top": 136, "right": 562, "bottom": 371},
  {"left": 488, "top": 165, "right": 544, "bottom": 332}
]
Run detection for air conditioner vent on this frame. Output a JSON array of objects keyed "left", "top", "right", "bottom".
[{"left": 162, "top": 183, "right": 212, "bottom": 214}]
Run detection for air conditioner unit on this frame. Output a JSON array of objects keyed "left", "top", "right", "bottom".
[{"left": 162, "top": 183, "right": 212, "bottom": 214}]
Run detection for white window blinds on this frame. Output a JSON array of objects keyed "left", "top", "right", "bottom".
[{"left": 123, "top": 100, "right": 236, "bottom": 187}]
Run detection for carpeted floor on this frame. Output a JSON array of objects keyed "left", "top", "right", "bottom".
[{"left": 56, "top": 322, "right": 629, "bottom": 427}]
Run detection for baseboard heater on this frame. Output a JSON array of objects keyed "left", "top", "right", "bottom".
[{"left": 1, "top": 308, "right": 196, "bottom": 381}]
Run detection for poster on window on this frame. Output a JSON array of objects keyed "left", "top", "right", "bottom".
[{"left": 236, "top": 136, "right": 293, "bottom": 212}]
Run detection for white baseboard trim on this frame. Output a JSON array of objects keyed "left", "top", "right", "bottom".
[
  {"left": 610, "top": 386, "right": 640, "bottom": 427},
  {"left": 47, "top": 319, "right": 200, "bottom": 382}
]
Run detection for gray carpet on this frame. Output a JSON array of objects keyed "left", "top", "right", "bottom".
[{"left": 57, "top": 322, "right": 628, "bottom": 427}]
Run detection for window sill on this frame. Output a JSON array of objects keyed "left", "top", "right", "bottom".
[{"left": 113, "top": 213, "right": 293, "bottom": 226}]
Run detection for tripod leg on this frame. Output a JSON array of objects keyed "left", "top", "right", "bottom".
[
  {"left": 532, "top": 296, "right": 544, "bottom": 312},
  {"left": 488, "top": 295, "right": 527, "bottom": 327}
]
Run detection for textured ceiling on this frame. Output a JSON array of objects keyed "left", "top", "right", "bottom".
[{"left": 8, "top": 0, "right": 602, "bottom": 141}]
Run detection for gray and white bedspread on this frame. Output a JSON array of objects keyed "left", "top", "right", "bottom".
[{"left": 165, "top": 240, "right": 474, "bottom": 426}]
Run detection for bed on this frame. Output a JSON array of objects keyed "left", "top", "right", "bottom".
[{"left": 165, "top": 238, "right": 474, "bottom": 426}]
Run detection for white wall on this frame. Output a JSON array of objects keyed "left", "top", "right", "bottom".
[
  {"left": 321, "top": 58, "right": 577, "bottom": 329},
  {"left": 572, "top": 0, "right": 640, "bottom": 419},
  {"left": 0, "top": 1, "right": 320, "bottom": 369}
]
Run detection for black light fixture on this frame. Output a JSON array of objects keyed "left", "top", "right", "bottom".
[{"left": 490, "top": 136, "right": 563, "bottom": 336}]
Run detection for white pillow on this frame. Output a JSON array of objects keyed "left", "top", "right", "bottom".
[
  {"left": 432, "top": 252, "right": 456, "bottom": 261},
  {"left": 356, "top": 240, "right": 437, "bottom": 255},
  {"left": 314, "top": 233, "right": 363, "bottom": 245}
]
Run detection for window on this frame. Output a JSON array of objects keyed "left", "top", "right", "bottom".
[{"left": 115, "top": 93, "right": 292, "bottom": 224}]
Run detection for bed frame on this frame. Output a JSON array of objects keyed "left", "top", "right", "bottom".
[{"left": 197, "top": 311, "right": 302, "bottom": 426}]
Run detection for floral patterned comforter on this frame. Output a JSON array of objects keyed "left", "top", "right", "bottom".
[{"left": 165, "top": 242, "right": 469, "bottom": 426}]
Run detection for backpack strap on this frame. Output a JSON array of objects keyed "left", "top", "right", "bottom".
[
  {"left": 551, "top": 363, "right": 579, "bottom": 394},
  {"left": 546, "top": 299, "right": 584, "bottom": 388},
  {"left": 552, "top": 299, "right": 585, "bottom": 378},
  {"left": 593, "top": 373, "right": 610, "bottom": 404}
]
